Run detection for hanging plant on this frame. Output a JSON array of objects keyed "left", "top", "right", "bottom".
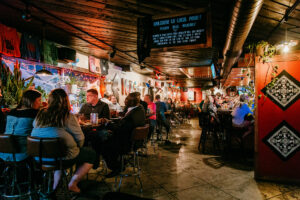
[
  {"left": 245, "top": 41, "right": 279, "bottom": 102},
  {"left": 0, "top": 62, "right": 34, "bottom": 108}
]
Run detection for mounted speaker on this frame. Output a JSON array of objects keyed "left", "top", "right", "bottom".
[
  {"left": 58, "top": 47, "right": 76, "bottom": 63},
  {"left": 122, "top": 65, "right": 131, "bottom": 72},
  {"left": 100, "top": 59, "right": 109, "bottom": 75}
]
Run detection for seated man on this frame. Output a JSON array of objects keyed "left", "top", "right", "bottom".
[
  {"left": 101, "top": 93, "right": 112, "bottom": 106},
  {"left": 232, "top": 95, "right": 254, "bottom": 138},
  {"left": 97, "top": 92, "right": 146, "bottom": 177},
  {"left": 109, "top": 95, "right": 123, "bottom": 113},
  {"left": 79, "top": 89, "right": 110, "bottom": 120}
]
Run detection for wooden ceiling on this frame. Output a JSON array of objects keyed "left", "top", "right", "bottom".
[
  {"left": 224, "top": 67, "right": 255, "bottom": 87},
  {"left": 0, "top": 0, "right": 299, "bottom": 87},
  {"left": 0, "top": 0, "right": 232, "bottom": 86},
  {"left": 246, "top": 0, "right": 300, "bottom": 46}
]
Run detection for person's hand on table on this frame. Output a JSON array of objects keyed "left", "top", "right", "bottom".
[
  {"left": 98, "top": 118, "right": 109, "bottom": 125},
  {"left": 78, "top": 119, "right": 85, "bottom": 125}
]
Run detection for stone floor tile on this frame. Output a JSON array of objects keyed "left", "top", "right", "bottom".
[
  {"left": 152, "top": 172, "right": 206, "bottom": 193},
  {"left": 268, "top": 189, "right": 300, "bottom": 200},
  {"left": 79, "top": 119, "right": 300, "bottom": 200},
  {"left": 171, "top": 184, "right": 237, "bottom": 200}
]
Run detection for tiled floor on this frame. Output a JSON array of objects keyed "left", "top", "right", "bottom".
[{"left": 77, "top": 119, "right": 300, "bottom": 200}]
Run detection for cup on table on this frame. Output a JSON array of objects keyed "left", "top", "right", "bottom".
[{"left": 90, "top": 113, "right": 98, "bottom": 125}]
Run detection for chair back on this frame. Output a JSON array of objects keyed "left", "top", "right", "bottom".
[
  {"left": 27, "top": 136, "right": 67, "bottom": 159},
  {"left": 132, "top": 124, "right": 149, "bottom": 141},
  {"left": 0, "top": 134, "right": 22, "bottom": 154}
]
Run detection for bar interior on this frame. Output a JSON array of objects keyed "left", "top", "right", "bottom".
[{"left": 0, "top": 0, "right": 300, "bottom": 200}]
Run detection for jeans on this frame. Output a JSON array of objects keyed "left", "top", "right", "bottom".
[{"left": 148, "top": 119, "right": 156, "bottom": 139}]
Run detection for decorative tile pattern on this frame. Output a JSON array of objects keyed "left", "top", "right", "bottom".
[
  {"left": 263, "top": 121, "right": 300, "bottom": 161},
  {"left": 261, "top": 70, "right": 300, "bottom": 110}
]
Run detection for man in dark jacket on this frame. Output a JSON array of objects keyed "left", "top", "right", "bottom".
[
  {"left": 79, "top": 89, "right": 110, "bottom": 120},
  {"left": 155, "top": 95, "right": 170, "bottom": 141},
  {"left": 100, "top": 93, "right": 146, "bottom": 177}
]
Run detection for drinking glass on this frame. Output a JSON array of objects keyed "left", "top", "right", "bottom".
[{"left": 90, "top": 113, "right": 98, "bottom": 125}]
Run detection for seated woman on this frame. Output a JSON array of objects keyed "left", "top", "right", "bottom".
[
  {"left": 0, "top": 90, "right": 41, "bottom": 162},
  {"left": 98, "top": 92, "right": 146, "bottom": 178},
  {"left": 31, "top": 88, "right": 96, "bottom": 193}
]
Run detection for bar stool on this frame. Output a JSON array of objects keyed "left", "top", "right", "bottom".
[
  {"left": 27, "top": 136, "right": 72, "bottom": 199},
  {"left": 114, "top": 124, "right": 149, "bottom": 192},
  {"left": 0, "top": 134, "right": 33, "bottom": 199},
  {"left": 198, "top": 113, "right": 221, "bottom": 153}
]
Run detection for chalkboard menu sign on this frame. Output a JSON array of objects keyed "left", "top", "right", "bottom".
[{"left": 152, "top": 12, "right": 209, "bottom": 49}]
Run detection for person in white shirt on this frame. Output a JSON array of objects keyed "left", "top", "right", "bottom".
[
  {"left": 101, "top": 93, "right": 112, "bottom": 106},
  {"left": 109, "top": 95, "right": 123, "bottom": 112}
]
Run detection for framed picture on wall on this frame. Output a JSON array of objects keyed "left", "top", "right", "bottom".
[
  {"left": 188, "top": 90, "right": 194, "bottom": 101},
  {"left": 89, "top": 56, "right": 101, "bottom": 74}
]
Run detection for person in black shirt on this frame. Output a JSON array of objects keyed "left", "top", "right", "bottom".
[
  {"left": 134, "top": 92, "right": 147, "bottom": 114},
  {"left": 96, "top": 93, "right": 146, "bottom": 177},
  {"left": 79, "top": 89, "right": 110, "bottom": 120}
]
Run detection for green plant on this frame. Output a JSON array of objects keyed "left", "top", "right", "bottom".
[
  {"left": 78, "top": 90, "right": 86, "bottom": 104},
  {"left": 247, "top": 40, "right": 276, "bottom": 64},
  {"left": 66, "top": 76, "right": 77, "bottom": 85},
  {"left": 0, "top": 62, "right": 34, "bottom": 107},
  {"left": 244, "top": 41, "right": 279, "bottom": 103}
]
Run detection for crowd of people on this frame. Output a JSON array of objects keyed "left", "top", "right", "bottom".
[
  {"left": 0, "top": 88, "right": 185, "bottom": 194},
  {"left": 0, "top": 86, "right": 256, "bottom": 195},
  {"left": 198, "top": 93, "right": 254, "bottom": 140}
]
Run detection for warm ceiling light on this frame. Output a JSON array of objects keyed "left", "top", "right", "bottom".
[
  {"left": 283, "top": 43, "right": 290, "bottom": 53},
  {"left": 35, "top": 67, "right": 53, "bottom": 76}
]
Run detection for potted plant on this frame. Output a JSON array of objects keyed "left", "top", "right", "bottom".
[
  {"left": 256, "top": 40, "right": 268, "bottom": 56},
  {"left": 78, "top": 90, "right": 87, "bottom": 105},
  {"left": 0, "top": 62, "right": 34, "bottom": 108},
  {"left": 65, "top": 76, "right": 78, "bottom": 94}
]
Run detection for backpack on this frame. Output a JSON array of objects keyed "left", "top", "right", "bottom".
[{"left": 155, "top": 102, "right": 162, "bottom": 120}]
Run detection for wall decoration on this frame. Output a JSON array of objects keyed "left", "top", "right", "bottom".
[
  {"left": 124, "top": 79, "right": 128, "bottom": 95},
  {"left": 262, "top": 70, "right": 300, "bottom": 110},
  {"left": 129, "top": 80, "right": 132, "bottom": 93},
  {"left": 1, "top": 55, "right": 59, "bottom": 94},
  {"left": 263, "top": 121, "right": 300, "bottom": 161},
  {"left": 89, "top": 56, "right": 101, "bottom": 74},
  {"left": 74, "top": 52, "right": 89, "bottom": 69},
  {"left": 112, "top": 73, "right": 120, "bottom": 102},
  {"left": 188, "top": 90, "right": 194, "bottom": 101},
  {"left": 1, "top": 54, "right": 100, "bottom": 99},
  {"left": 121, "top": 78, "right": 124, "bottom": 95}
]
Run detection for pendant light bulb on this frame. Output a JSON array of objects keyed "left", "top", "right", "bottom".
[{"left": 283, "top": 43, "right": 289, "bottom": 53}]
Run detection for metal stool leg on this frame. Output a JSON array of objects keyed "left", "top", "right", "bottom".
[{"left": 136, "top": 152, "right": 143, "bottom": 192}]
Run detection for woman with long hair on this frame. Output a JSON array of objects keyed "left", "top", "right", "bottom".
[
  {"left": 0, "top": 89, "right": 41, "bottom": 162},
  {"left": 31, "top": 88, "right": 96, "bottom": 193}
]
